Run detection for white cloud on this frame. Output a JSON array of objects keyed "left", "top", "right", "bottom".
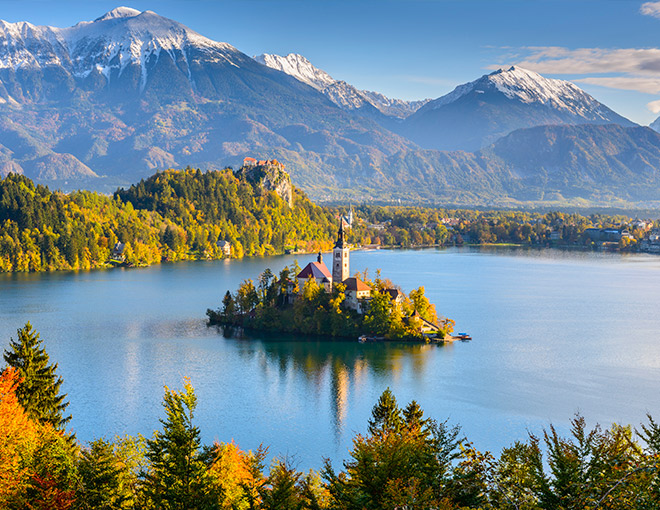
[
  {"left": 641, "top": 1, "right": 660, "bottom": 18},
  {"left": 576, "top": 76, "right": 660, "bottom": 94},
  {"left": 495, "top": 47, "right": 660, "bottom": 76},
  {"left": 490, "top": 46, "right": 660, "bottom": 94},
  {"left": 647, "top": 99, "right": 660, "bottom": 113}
]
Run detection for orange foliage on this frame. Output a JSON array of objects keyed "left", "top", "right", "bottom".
[
  {"left": 0, "top": 367, "right": 39, "bottom": 505},
  {"left": 0, "top": 368, "right": 75, "bottom": 509},
  {"left": 209, "top": 441, "right": 265, "bottom": 510}
]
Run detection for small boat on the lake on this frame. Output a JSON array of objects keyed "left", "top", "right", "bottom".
[
  {"left": 358, "top": 335, "right": 386, "bottom": 343},
  {"left": 455, "top": 333, "right": 472, "bottom": 341}
]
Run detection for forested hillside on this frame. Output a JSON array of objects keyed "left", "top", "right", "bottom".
[{"left": 0, "top": 169, "right": 336, "bottom": 272}]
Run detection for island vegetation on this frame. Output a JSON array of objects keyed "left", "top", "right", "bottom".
[
  {"left": 207, "top": 262, "right": 454, "bottom": 341},
  {"left": 2, "top": 322, "right": 660, "bottom": 509}
]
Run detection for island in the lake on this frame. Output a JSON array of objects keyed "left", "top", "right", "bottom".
[{"left": 207, "top": 221, "right": 456, "bottom": 342}]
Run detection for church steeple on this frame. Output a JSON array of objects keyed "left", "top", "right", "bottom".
[
  {"left": 332, "top": 219, "right": 350, "bottom": 285},
  {"left": 335, "top": 222, "right": 346, "bottom": 249}
]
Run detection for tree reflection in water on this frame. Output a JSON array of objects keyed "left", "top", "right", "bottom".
[{"left": 218, "top": 326, "right": 446, "bottom": 441}]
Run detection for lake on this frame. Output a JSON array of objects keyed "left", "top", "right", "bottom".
[{"left": 1, "top": 247, "right": 660, "bottom": 470}]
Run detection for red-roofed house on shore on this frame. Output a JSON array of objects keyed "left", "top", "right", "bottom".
[{"left": 297, "top": 252, "right": 333, "bottom": 293}]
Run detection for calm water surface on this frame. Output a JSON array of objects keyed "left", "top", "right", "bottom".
[{"left": 1, "top": 247, "right": 660, "bottom": 469}]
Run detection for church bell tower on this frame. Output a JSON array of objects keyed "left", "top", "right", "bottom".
[{"left": 333, "top": 221, "right": 350, "bottom": 285}]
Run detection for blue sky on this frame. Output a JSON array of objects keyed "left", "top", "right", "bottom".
[{"left": 2, "top": 0, "right": 660, "bottom": 124}]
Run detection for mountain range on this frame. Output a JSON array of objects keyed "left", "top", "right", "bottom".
[{"left": 1, "top": 7, "right": 660, "bottom": 207}]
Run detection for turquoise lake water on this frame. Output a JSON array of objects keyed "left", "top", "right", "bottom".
[{"left": 1, "top": 247, "right": 660, "bottom": 469}]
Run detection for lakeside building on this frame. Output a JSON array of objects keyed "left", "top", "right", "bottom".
[
  {"left": 408, "top": 310, "right": 441, "bottom": 335},
  {"left": 216, "top": 240, "right": 231, "bottom": 257},
  {"left": 584, "top": 227, "right": 633, "bottom": 243},
  {"left": 111, "top": 242, "right": 125, "bottom": 261},
  {"left": 641, "top": 228, "right": 660, "bottom": 253}
]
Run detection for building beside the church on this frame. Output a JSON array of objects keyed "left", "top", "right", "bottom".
[{"left": 343, "top": 277, "right": 372, "bottom": 313}]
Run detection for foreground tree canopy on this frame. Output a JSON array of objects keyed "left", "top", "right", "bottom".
[{"left": 3, "top": 322, "right": 660, "bottom": 509}]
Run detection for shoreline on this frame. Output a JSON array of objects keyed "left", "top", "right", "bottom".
[{"left": 1, "top": 242, "right": 653, "bottom": 276}]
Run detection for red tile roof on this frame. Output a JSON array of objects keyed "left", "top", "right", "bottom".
[
  {"left": 297, "top": 261, "right": 332, "bottom": 281},
  {"left": 343, "top": 277, "right": 371, "bottom": 292}
]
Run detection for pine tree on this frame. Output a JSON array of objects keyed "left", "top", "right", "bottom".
[
  {"left": 143, "top": 380, "right": 217, "bottom": 510},
  {"left": 77, "top": 439, "right": 129, "bottom": 510},
  {"left": 367, "top": 388, "right": 402, "bottom": 435},
  {"left": 260, "top": 458, "right": 303, "bottom": 510},
  {"left": 3, "top": 322, "right": 70, "bottom": 430}
]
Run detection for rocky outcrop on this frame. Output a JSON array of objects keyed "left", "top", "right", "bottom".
[{"left": 235, "top": 161, "right": 293, "bottom": 207}]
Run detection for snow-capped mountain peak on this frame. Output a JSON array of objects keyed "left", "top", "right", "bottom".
[
  {"left": 0, "top": 8, "right": 241, "bottom": 93},
  {"left": 429, "top": 65, "right": 607, "bottom": 118},
  {"left": 487, "top": 66, "right": 597, "bottom": 112},
  {"left": 94, "top": 7, "right": 141, "bottom": 22},
  {"left": 403, "top": 65, "right": 635, "bottom": 152},
  {"left": 254, "top": 52, "right": 430, "bottom": 118}
]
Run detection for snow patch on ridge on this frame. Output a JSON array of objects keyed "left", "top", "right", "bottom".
[
  {"left": 255, "top": 53, "right": 334, "bottom": 90},
  {"left": 255, "top": 52, "right": 429, "bottom": 117},
  {"left": 430, "top": 81, "right": 476, "bottom": 109}
]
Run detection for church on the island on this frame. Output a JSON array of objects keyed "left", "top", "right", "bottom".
[{"left": 294, "top": 222, "right": 372, "bottom": 313}]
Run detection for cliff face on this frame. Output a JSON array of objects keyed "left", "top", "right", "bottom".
[{"left": 236, "top": 162, "right": 293, "bottom": 207}]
